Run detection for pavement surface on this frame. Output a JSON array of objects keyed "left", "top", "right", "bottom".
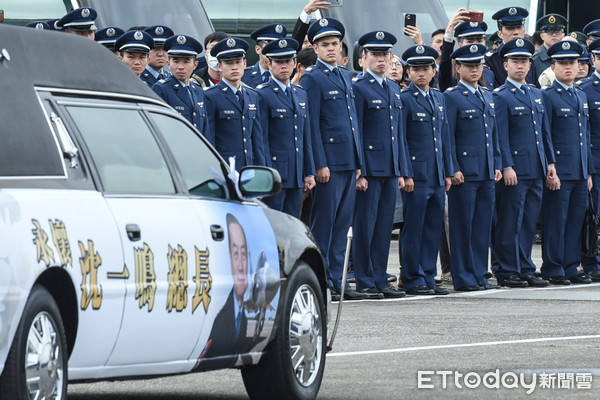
[{"left": 68, "top": 240, "right": 600, "bottom": 399}]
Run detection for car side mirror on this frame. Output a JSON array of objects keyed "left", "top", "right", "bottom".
[{"left": 238, "top": 166, "right": 282, "bottom": 199}]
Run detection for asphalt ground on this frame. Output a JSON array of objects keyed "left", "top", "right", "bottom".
[{"left": 68, "top": 241, "right": 600, "bottom": 399}]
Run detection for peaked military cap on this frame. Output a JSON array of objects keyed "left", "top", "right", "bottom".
[
  {"left": 57, "top": 8, "right": 97, "bottom": 32},
  {"left": 163, "top": 35, "right": 203, "bottom": 56},
  {"left": 95, "top": 27, "right": 125, "bottom": 50},
  {"left": 455, "top": 22, "right": 488, "bottom": 39},
  {"left": 547, "top": 40, "right": 584, "bottom": 60},
  {"left": 450, "top": 43, "right": 487, "bottom": 64},
  {"left": 358, "top": 31, "right": 396, "bottom": 52},
  {"left": 144, "top": 25, "right": 175, "bottom": 47},
  {"left": 115, "top": 30, "right": 154, "bottom": 54},
  {"left": 583, "top": 20, "right": 600, "bottom": 38},
  {"left": 25, "top": 21, "right": 51, "bottom": 30},
  {"left": 536, "top": 14, "right": 567, "bottom": 31},
  {"left": 499, "top": 38, "right": 535, "bottom": 58},
  {"left": 210, "top": 37, "right": 249, "bottom": 60},
  {"left": 492, "top": 7, "right": 528, "bottom": 27},
  {"left": 402, "top": 45, "right": 438, "bottom": 66},
  {"left": 262, "top": 38, "right": 299, "bottom": 60},
  {"left": 250, "top": 23, "right": 287, "bottom": 42},
  {"left": 307, "top": 18, "right": 345, "bottom": 44}
]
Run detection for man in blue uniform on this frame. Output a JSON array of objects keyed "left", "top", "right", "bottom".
[
  {"left": 399, "top": 44, "right": 453, "bottom": 295},
  {"left": 141, "top": 25, "right": 174, "bottom": 87},
  {"left": 57, "top": 7, "right": 97, "bottom": 39},
  {"left": 351, "top": 31, "right": 408, "bottom": 299},
  {"left": 541, "top": 40, "right": 593, "bottom": 285},
  {"left": 492, "top": 38, "right": 557, "bottom": 288},
  {"left": 583, "top": 20, "right": 600, "bottom": 47},
  {"left": 152, "top": 35, "right": 209, "bottom": 137},
  {"left": 256, "top": 38, "right": 316, "bottom": 217},
  {"left": 485, "top": 7, "right": 537, "bottom": 87},
  {"left": 445, "top": 44, "right": 502, "bottom": 291},
  {"left": 205, "top": 38, "right": 266, "bottom": 170},
  {"left": 300, "top": 18, "right": 367, "bottom": 300},
  {"left": 440, "top": 10, "right": 495, "bottom": 92},
  {"left": 577, "top": 38, "right": 600, "bottom": 282},
  {"left": 242, "top": 24, "right": 287, "bottom": 88},
  {"left": 115, "top": 30, "right": 154, "bottom": 78},
  {"left": 95, "top": 27, "right": 125, "bottom": 55}
]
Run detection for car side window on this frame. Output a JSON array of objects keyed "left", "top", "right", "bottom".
[
  {"left": 67, "top": 106, "right": 176, "bottom": 194},
  {"left": 149, "top": 112, "right": 228, "bottom": 199}
]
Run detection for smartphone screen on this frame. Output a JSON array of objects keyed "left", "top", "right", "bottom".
[{"left": 465, "top": 11, "right": 484, "bottom": 23}]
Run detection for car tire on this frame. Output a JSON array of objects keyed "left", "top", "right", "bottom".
[
  {"left": 241, "top": 262, "right": 326, "bottom": 400},
  {"left": 0, "top": 285, "right": 68, "bottom": 400}
]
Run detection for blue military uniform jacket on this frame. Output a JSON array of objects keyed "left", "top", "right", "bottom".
[
  {"left": 204, "top": 80, "right": 266, "bottom": 170},
  {"left": 493, "top": 81, "right": 555, "bottom": 178},
  {"left": 400, "top": 82, "right": 453, "bottom": 185},
  {"left": 541, "top": 80, "right": 592, "bottom": 180},
  {"left": 256, "top": 78, "right": 315, "bottom": 188},
  {"left": 486, "top": 45, "right": 538, "bottom": 87},
  {"left": 300, "top": 59, "right": 363, "bottom": 172},
  {"left": 352, "top": 73, "right": 410, "bottom": 178},
  {"left": 444, "top": 82, "right": 501, "bottom": 180},
  {"left": 578, "top": 73, "right": 600, "bottom": 173},
  {"left": 141, "top": 68, "right": 168, "bottom": 87},
  {"left": 152, "top": 75, "right": 210, "bottom": 137},
  {"left": 242, "top": 62, "right": 269, "bottom": 88},
  {"left": 439, "top": 40, "right": 495, "bottom": 92}
]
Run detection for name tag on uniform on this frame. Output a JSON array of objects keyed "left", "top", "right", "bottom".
[
  {"left": 560, "top": 108, "right": 571, "bottom": 112},
  {"left": 514, "top": 106, "right": 525, "bottom": 110},
  {"left": 328, "top": 90, "right": 339, "bottom": 95},
  {"left": 465, "top": 109, "right": 477, "bottom": 113},
  {"left": 223, "top": 110, "right": 235, "bottom": 114},
  {"left": 371, "top": 99, "right": 382, "bottom": 104},
  {"left": 175, "top": 106, "right": 185, "bottom": 111},
  {"left": 276, "top": 109, "right": 287, "bottom": 113},
  {"left": 584, "top": 103, "right": 589, "bottom": 109},
  {"left": 595, "top": 101, "right": 600, "bottom": 106},
  {"left": 248, "top": 104, "right": 257, "bottom": 111},
  {"left": 417, "top": 112, "right": 427, "bottom": 117}
]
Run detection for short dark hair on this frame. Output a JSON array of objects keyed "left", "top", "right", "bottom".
[
  {"left": 204, "top": 31, "right": 229, "bottom": 49},
  {"left": 128, "top": 25, "right": 147, "bottom": 31},
  {"left": 531, "top": 31, "right": 543, "bottom": 46},
  {"left": 341, "top": 41, "right": 348, "bottom": 58},
  {"left": 431, "top": 29, "right": 445, "bottom": 40},
  {"left": 297, "top": 47, "right": 317, "bottom": 67}
]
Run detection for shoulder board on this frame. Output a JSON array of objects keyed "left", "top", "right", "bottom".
[
  {"left": 446, "top": 87, "right": 456, "bottom": 92},
  {"left": 527, "top": 83, "right": 535, "bottom": 87},
  {"left": 400, "top": 87, "right": 410, "bottom": 93},
  {"left": 244, "top": 66, "right": 253, "bottom": 71},
  {"left": 256, "top": 84, "right": 266, "bottom": 90},
  {"left": 484, "top": 64, "right": 491, "bottom": 70},
  {"left": 485, "top": 51, "right": 493, "bottom": 57},
  {"left": 480, "top": 86, "right": 490, "bottom": 91},
  {"left": 351, "top": 77, "right": 359, "bottom": 82},
  {"left": 241, "top": 82, "right": 254, "bottom": 90},
  {"left": 157, "top": 79, "right": 167, "bottom": 84},
  {"left": 431, "top": 87, "right": 440, "bottom": 92},
  {"left": 575, "top": 85, "right": 584, "bottom": 90},
  {"left": 542, "top": 85, "right": 551, "bottom": 91},
  {"left": 292, "top": 83, "right": 305, "bottom": 90},
  {"left": 205, "top": 85, "right": 220, "bottom": 92},
  {"left": 305, "top": 66, "right": 314, "bottom": 72},
  {"left": 493, "top": 87, "right": 502, "bottom": 92}
]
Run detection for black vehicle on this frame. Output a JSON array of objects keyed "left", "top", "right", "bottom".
[{"left": 0, "top": 24, "right": 328, "bottom": 400}]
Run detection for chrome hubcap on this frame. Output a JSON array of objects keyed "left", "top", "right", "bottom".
[
  {"left": 289, "top": 284, "right": 322, "bottom": 387},
  {"left": 26, "top": 312, "right": 63, "bottom": 400}
]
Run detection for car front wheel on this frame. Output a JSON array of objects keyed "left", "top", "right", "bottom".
[
  {"left": 0, "top": 285, "right": 68, "bottom": 400},
  {"left": 241, "top": 262, "right": 326, "bottom": 400}
]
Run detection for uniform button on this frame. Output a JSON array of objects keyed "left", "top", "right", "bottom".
[
  {"left": 296, "top": 148, "right": 299, "bottom": 152},
  {"left": 193, "top": 112, "right": 197, "bottom": 116},
  {"left": 369, "top": 145, "right": 373, "bottom": 150},
  {"left": 194, "top": 124, "right": 197, "bottom": 127},
  {"left": 242, "top": 116, "right": 245, "bottom": 120},
  {"left": 463, "top": 152, "right": 467, "bottom": 156},
  {"left": 434, "top": 137, "right": 437, "bottom": 141},
  {"left": 578, "top": 113, "right": 581, "bottom": 117},
  {"left": 389, "top": 105, "right": 392, "bottom": 109},
  {"left": 390, "top": 116, "right": 393, "bottom": 120},
  {"left": 227, "top": 117, "right": 231, "bottom": 120},
  {"left": 295, "top": 125, "right": 298, "bottom": 130},
  {"left": 581, "top": 143, "right": 584, "bottom": 146},
  {"left": 272, "top": 156, "right": 277, "bottom": 161},
  {"left": 514, "top": 151, "right": 518, "bottom": 155},
  {"left": 486, "top": 143, "right": 490, "bottom": 147},
  {"left": 391, "top": 137, "right": 395, "bottom": 141},
  {"left": 535, "top": 131, "right": 539, "bottom": 135},
  {"left": 244, "top": 149, "right": 248, "bottom": 153},
  {"left": 580, "top": 133, "right": 583, "bottom": 136},
  {"left": 243, "top": 127, "right": 246, "bottom": 131},
  {"left": 485, "top": 124, "right": 488, "bottom": 127},
  {"left": 295, "top": 137, "right": 298, "bottom": 141},
  {"left": 330, "top": 138, "right": 334, "bottom": 142},
  {"left": 469, "top": 116, "right": 473, "bottom": 119},
  {"left": 280, "top": 115, "right": 284, "bottom": 119},
  {"left": 376, "top": 106, "right": 380, "bottom": 109},
  {"left": 519, "top": 112, "right": 523, "bottom": 116},
  {"left": 411, "top": 156, "right": 416, "bottom": 161},
  {"left": 556, "top": 150, "right": 561, "bottom": 155},
  {"left": 579, "top": 123, "right": 582, "bottom": 127},
  {"left": 486, "top": 134, "right": 489, "bottom": 138},
  {"left": 536, "top": 141, "right": 539, "bottom": 145},
  {"left": 533, "top": 121, "right": 536, "bottom": 125},
  {"left": 531, "top": 111, "right": 534, "bottom": 115},
  {"left": 294, "top": 114, "right": 298, "bottom": 118},
  {"left": 352, "top": 128, "right": 355, "bottom": 131},
  {"left": 349, "top": 117, "right": 353, "bottom": 121},
  {"left": 332, "top": 97, "right": 336, "bottom": 100},
  {"left": 346, "top": 95, "right": 349, "bottom": 98},
  {"left": 391, "top": 126, "right": 394, "bottom": 130},
  {"left": 433, "top": 117, "right": 436, "bottom": 121},
  {"left": 420, "top": 118, "right": 423, "bottom": 121},
  {"left": 483, "top": 114, "right": 487, "bottom": 117},
  {"left": 347, "top": 106, "right": 351, "bottom": 110},
  {"left": 435, "top": 148, "right": 438, "bottom": 152},
  {"left": 433, "top": 127, "right": 436, "bottom": 131},
  {"left": 243, "top": 138, "right": 247, "bottom": 142}
]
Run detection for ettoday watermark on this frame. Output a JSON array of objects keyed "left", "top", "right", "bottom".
[{"left": 417, "top": 370, "right": 593, "bottom": 394}]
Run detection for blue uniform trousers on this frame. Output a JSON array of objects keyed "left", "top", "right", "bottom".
[
  {"left": 448, "top": 180, "right": 495, "bottom": 289},
  {"left": 310, "top": 171, "right": 356, "bottom": 290},
  {"left": 582, "top": 174, "right": 600, "bottom": 273},
  {"left": 262, "top": 188, "right": 303, "bottom": 218},
  {"left": 493, "top": 179, "right": 542, "bottom": 282},
  {"left": 400, "top": 185, "right": 445, "bottom": 291},
  {"left": 541, "top": 179, "right": 587, "bottom": 279},
  {"left": 352, "top": 177, "right": 398, "bottom": 290}
]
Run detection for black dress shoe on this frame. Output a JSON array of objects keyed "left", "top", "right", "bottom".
[
  {"left": 548, "top": 276, "right": 571, "bottom": 285},
  {"left": 481, "top": 284, "right": 501, "bottom": 290},
  {"left": 570, "top": 273, "right": 592, "bottom": 284},
  {"left": 378, "top": 286, "right": 406, "bottom": 298},
  {"left": 330, "top": 288, "right": 341, "bottom": 301},
  {"left": 358, "top": 287, "right": 384, "bottom": 299},
  {"left": 431, "top": 286, "right": 450, "bottom": 295},
  {"left": 522, "top": 275, "right": 549, "bottom": 287},
  {"left": 484, "top": 272, "right": 493, "bottom": 279},
  {"left": 405, "top": 285, "right": 435, "bottom": 295},
  {"left": 343, "top": 287, "right": 370, "bottom": 300},
  {"left": 499, "top": 274, "right": 528, "bottom": 288},
  {"left": 587, "top": 270, "right": 600, "bottom": 282},
  {"left": 455, "top": 285, "right": 481, "bottom": 292}
]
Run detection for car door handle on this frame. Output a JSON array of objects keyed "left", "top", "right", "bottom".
[
  {"left": 126, "top": 224, "right": 141, "bottom": 242},
  {"left": 210, "top": 225, "right": 224, "bottom": 241}
]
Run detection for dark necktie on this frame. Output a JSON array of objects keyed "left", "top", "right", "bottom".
[
  {"left": 186, "top": 86, "right": 194, "bottom": 105},
  {"left": 567, "top": 87, "right": 579, "bottom": 108},
  {"left": 235, "top": 310, "right": 242, "bottom": 339},
  {"left": 262, "top": 71, "right": 270, "bottom": 83},
  {"left": 236, "top": 89, "right": 244, "bottom": 109},
  {"left": 332, "top": 67, "right": 345, "bottom": 89},
  {"left": 475, "top": 88, "right": 485, "bottom": 106},
  {"left": 425, "top": 93, "right": 435, "bottom": 112},
  {"left": 158, "top": 73, "right": 165, "bottom": 81},
  {"left": 286, "top": 86, "right": 293, "bottom": 105},
  {"left": 382, "top": 78, "right": 388, "bottom": 93}
]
